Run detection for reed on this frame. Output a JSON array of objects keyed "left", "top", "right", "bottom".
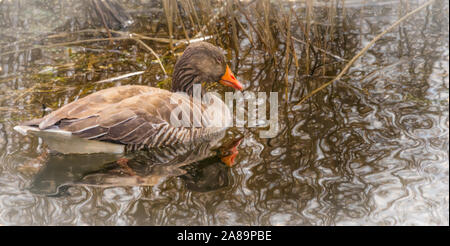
[
  {"left": 162, "top": 0, "right": 176, "bottom": 51},
  {"left": 295, "top": 0, "right": 436, "bottom": 106},
  {"left": 1, "top": 0, "right": 436, "bottom": 112}
]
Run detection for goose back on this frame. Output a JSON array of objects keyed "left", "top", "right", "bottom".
[{"left": 20, "top": 85, "right": 231, "bottom": 151}]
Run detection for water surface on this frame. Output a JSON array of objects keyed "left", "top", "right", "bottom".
[{"left": 0, "top": 0, "right": 448, "bottom": 225}]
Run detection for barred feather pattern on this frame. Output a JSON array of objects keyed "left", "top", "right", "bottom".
[{"left": 22, "top": 85, "right": 231, "bottom": 151}]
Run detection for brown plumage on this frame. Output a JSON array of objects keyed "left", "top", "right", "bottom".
[{"left": 15, "top": 42, "right": 243, "bottom": 152}]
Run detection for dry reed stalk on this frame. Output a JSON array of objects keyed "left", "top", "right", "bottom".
[
  {"left": 295, "top": 0, "right": 436, "bottom": 107},
  {"left": 130, "top": 32, "right": 177, "bottom": 44},
  {"left": 322, "top": 0, "right": 337, "bottom": 75},
  {"left": 94, "top": 71, "right": 145, "bottom": 84},
  {"left": 179, "top": 0, "right": 199, "bottom": 34},
  {"left": 262, "top": 0, "right": 274, "bottom": 51},
  {"left": 132, "top": 38, "right": 167, "bottom": 75},
  {"left": 92, "top": 0, "right": 113, "bottom": 45},
  {"left": 228, "top": 0, "right": 240, "bottom": 58},
  {"left": 12, "top": 84, "right": 39, "bottom": 103},
  {"left": 284, "top": 8, "right": 292, "bottom": 103},
  {"left": 0, "top": 37, "right": 130, "bottom": 57},
  {"left": 236, "top": 3, "right": 268, "bottom": 49},
  {"left": 291, "top": 36, "right": 346, "bottom": 62},
  {"left": 187, "top": 0, "right": 202, "bottom": 33},
  {"left": 305, "top": 0, "right": 313, "bottom": 74},
  {"left": 176, "top": 4, "right": 191, "bottom": 42},
  {"left": 193, "top": 1, "right": 223, "bottom": 39},
  {"left": 0, "top": 23, "right": 124, "bottom": 51},
  {"left": 0, "top": 31, "right": 176, "bottom": 61},
  {"left": 162, "top": 0, "right": 176, "bottom": 51},
  {"left": 234, "top": 14, "right": 255, "bottom": 46}
]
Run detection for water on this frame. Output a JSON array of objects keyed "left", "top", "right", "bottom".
[{"left": 0, "top": 0, "right": 448, "bottom": 225}]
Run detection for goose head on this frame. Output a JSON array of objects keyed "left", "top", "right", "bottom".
[{"left": 171, "top": 41, "right": 243, "bottom": 95}]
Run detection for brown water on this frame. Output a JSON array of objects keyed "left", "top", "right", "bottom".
[{"left": 0, "top": 0, "right": 448, "bottom": 225}]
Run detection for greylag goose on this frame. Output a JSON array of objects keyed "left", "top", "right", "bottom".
[{"left": 14, "top": 41, "right": 243, "bottom": 154}]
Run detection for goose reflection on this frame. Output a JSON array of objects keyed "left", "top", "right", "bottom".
[{"left": 28, "top": 136, "right": 243, "bottom": 196}]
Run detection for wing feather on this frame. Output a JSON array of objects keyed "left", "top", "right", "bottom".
[
  {"left": 37, "top": 85, "right": 161, "bottom": 129},
  {"left": 22, "top": 85, "right": 229, "bottom": 148}
]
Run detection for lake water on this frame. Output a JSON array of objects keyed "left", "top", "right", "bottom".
[{"left": 0, "top": 0, "right": 448, "bottom": 225}]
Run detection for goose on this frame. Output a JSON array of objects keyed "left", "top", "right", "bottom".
[{"left": 14, "top": 41, "right": 243, "bottom": 154}]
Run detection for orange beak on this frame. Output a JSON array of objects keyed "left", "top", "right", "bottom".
[
  {"left": 221, "top": 151, "right": 238, "bottom": 167},
  {"left": 220, "top": 138, "right": 243, "bottom": 167},
  {"left": 220, "top": 65, "right": 243, "bottom": 91}
]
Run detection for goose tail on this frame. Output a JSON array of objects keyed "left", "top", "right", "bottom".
[{"left": 13, "top": 124, "right": 124, "bottom": 154}]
